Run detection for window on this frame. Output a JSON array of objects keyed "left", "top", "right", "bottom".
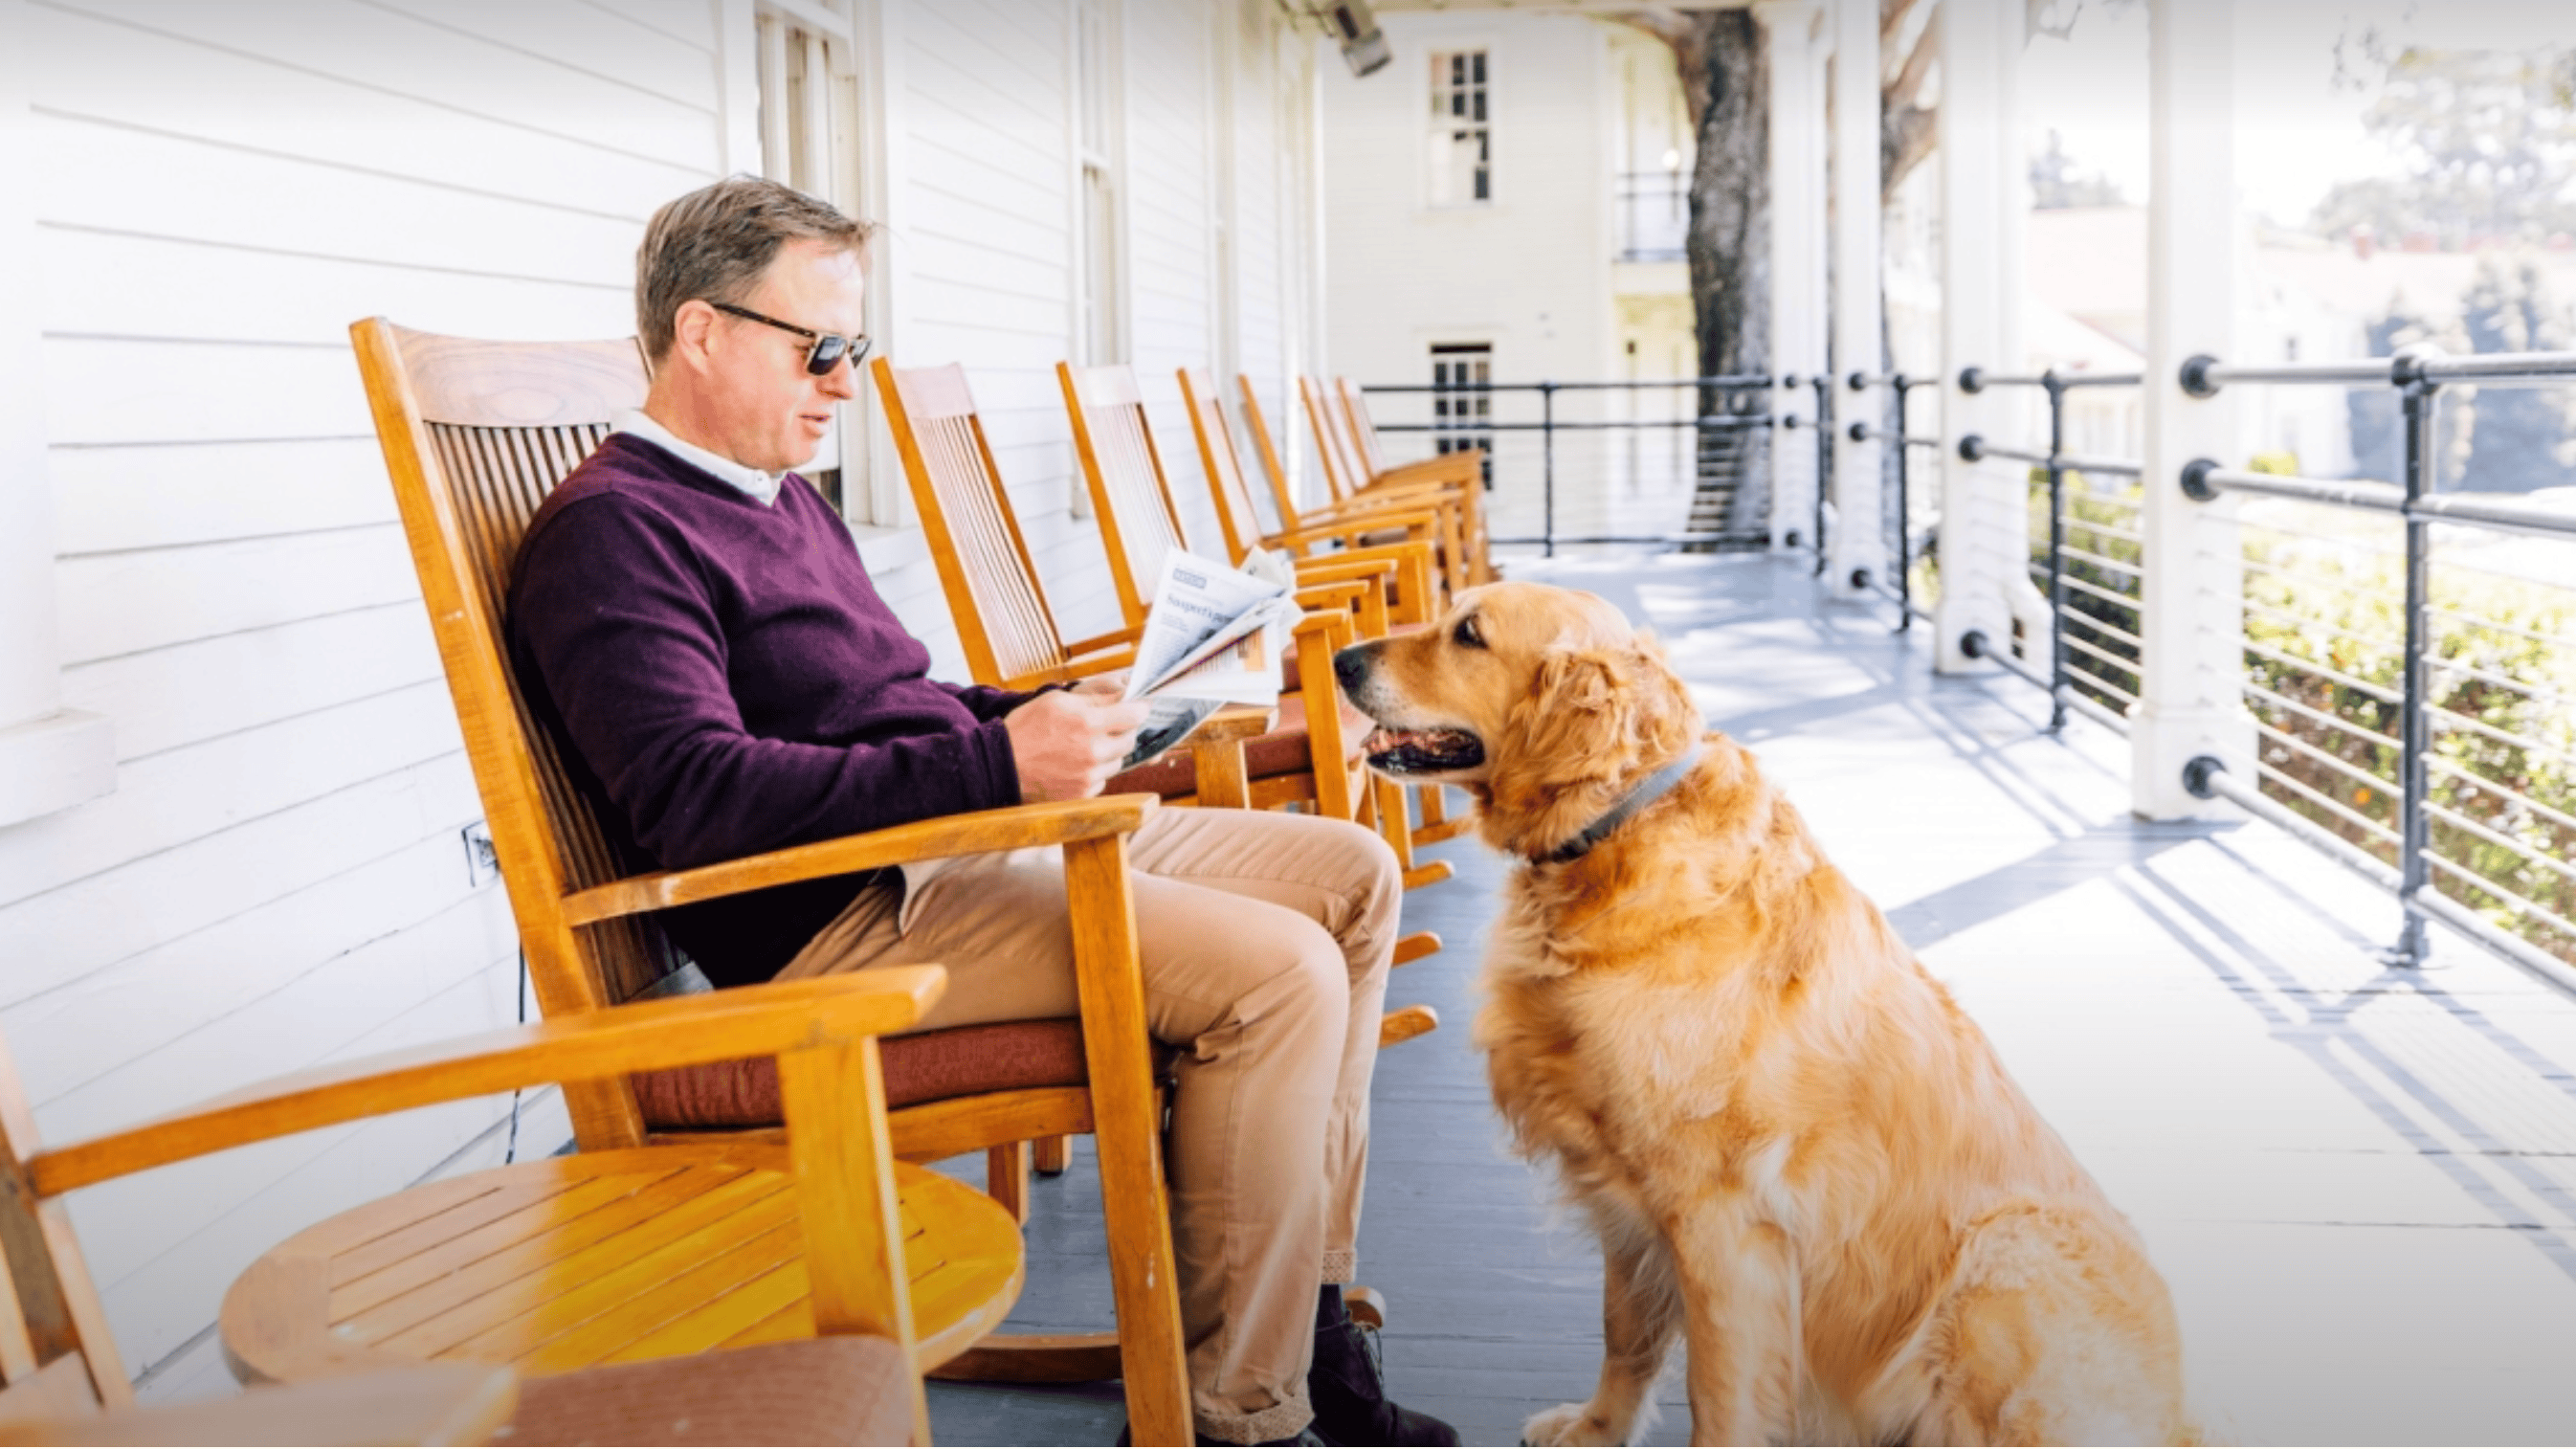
[
  {"left": 1074, "top": 0, "right": 1124, "bottom": 367},
  {"left": 1430, "top": 344, "right": 1493, "bottom": 483},
  {"left": 1428, "top": 51, "right": 1491, "bottom": 206},
  {"left": 750, "top": 0, "right": 885, "bottom": 521}
]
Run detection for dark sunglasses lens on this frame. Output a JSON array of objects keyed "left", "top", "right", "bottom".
[{"left": 805, "top": 336, "right": 849, "bottom": 375}]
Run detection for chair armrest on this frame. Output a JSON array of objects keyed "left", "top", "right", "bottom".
[
  {"left": 31, "top": 971, "right": 950, "bottom": 1196},
  {"left": 1191, "top": 704, "right": 1277, "bottom": 744},
  {"left": 1370, "top": 454, "right": 1480, "bottom": 487},
  {"left": 1292, "top": 559, "right": 1397, "bottom": 590},
  {"left": 1062, "top": 624, "right": 1144, "bottom": 658},
  {"left": 562, "top": 794, "right": 1158, "bottom": 926},
  {"left": 1290, "top": 581, "right": 1369, "bottom": 618},
  {"left": 1006, "top": 642, "right": 1140, "bottom": 690},
  {"left": 0, "top": 1364, "right": 520, "bottom": 1447},
  {"left": 1269, "top": 510, "right": 1437, "bottom": 546}
]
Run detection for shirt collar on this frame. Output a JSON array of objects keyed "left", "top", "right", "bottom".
[{"left": 612, "top": 409, "right": 786, "bottom": 506}]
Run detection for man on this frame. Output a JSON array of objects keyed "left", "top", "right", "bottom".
[{"left": 506, "top": 175, "right": 1455, "bottom": 1448}]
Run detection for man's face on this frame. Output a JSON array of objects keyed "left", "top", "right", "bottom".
[{"left": 685, "top": 237, "right": 866, "bottom": 475}]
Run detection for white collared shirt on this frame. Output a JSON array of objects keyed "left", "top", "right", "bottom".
[{"left": 612, "top": 409, "right": 787, "bottom": 506}]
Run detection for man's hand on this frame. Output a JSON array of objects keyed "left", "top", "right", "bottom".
[
  {"left": 1072, "top": 669, "right": 1130, "bottom": 699},
  {"left": 1005, "top": 688, "right": 1152, "bottom": 801}
]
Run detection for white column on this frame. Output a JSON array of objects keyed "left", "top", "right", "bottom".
[
  {"left": 0, "top": 1, "right": 115, "bottom": 829},
  {"left": 1824, "top": 0, "right": 1881, "bottom": 592},
  {"left": 2133, "top": 0, "right": 2250, "bottom": 817},
  {"left": 1932, "top": 0, "right": 2032, "bottom": 672},
  {"left": 1760, "top": 2, "right": 1825, "bottom": 549}
]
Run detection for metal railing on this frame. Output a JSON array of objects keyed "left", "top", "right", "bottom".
[
  {"left": 1363, "top": 377, "right": 1779, "bottom": 556},
  {"left": 1953, "top": 368, "right": 2147, "bottom": 735},
  {"left": 1840, "top": 369, "right": 1941, "bottom": 629},
  {"left": 2172, "top": 349, "right": 2576, "bottom": 982}
]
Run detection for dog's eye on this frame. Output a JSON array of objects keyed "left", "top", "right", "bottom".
[{"left": 1452, "top": 614, "right": 1486, "bottom": 650}]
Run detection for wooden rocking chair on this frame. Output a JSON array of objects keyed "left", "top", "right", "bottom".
[
  {"left": 0, "top": 958, "right": 975, "bottom": 1447},
  {"left": 1061, "top": 362, "right": 1456, "bottom": 891},
  {"left": 1237, "top": 376, "right": 1488, "bottom": 593},
  {"left": 350, "top": 320, "right": 1193, "bottom": 1442},
  {"left": 1299, "top": 375, "right": 1494, "bottom": 587},
  {"left": 1181, "top": 370, "right": 1471, "bottom": 848},
  {"left": 1177, "top": 369, "right": 1442, "bottom": 624}
]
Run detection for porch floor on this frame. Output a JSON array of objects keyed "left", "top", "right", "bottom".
[{"left": 927, "top": 552, "right": 2576, "bottom": 1447}]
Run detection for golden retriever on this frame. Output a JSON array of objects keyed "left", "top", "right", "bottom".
[{"left": 1333, "top": 582, "right": 2188, "bottom": 1447}]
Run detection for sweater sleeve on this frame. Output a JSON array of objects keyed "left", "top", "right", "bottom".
[
  {"left": 939, "top": 680, "right": 1061, "bottom": 723},
  {"left": 509, "top": 495, "right": 1023, "bottom": 870}
]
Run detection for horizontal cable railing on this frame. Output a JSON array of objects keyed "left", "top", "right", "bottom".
[
  {"left": 1946, "top": 368, "right": 2150, "bottom": 734},
  {"left": 1361, "top": 377, "right": 1782, "bottom": 555},
  {"left": 2176, "top": 348, "right": 2576, "bottom": 988}
]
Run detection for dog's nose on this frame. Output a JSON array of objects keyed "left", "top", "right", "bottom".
[{"left": 1332, "top": 644, "right": 1371, "bottom": 697}]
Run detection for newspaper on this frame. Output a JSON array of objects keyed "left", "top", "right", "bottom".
[{"left": 1120, "top": 549, "right": 1303, "bottom": 768}]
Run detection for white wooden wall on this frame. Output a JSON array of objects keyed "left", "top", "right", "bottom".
[{"left": 0, "top": 0, "right": 1321, "bottom": 1397}]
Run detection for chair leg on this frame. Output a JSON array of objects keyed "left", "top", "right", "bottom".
[
  {"left": 986, "top": 1141, "right": 1031, "bottom": 1224},
  {"left": 1033, "top": 1135, "right": 1073, "bottom": 1175},
  {"left": 1379, "top": 1005, "right": 1438, "bottom": 1048},
  {"left": 1344, "top": 1285, "right": 1388, "bottom": 1331},
  {"left": 1412, "top": 785, "right": 1473, "bottom": 844}
]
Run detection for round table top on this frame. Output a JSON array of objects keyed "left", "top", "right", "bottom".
[{"left": 220, "top": 1138, "right": 1022, "bottom": 1384}]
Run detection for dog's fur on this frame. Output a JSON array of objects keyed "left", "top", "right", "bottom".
[{"left": 1338, "top": 583, "right": 2188, "bottom": 1446}]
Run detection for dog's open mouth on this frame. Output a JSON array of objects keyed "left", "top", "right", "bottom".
[{"left": 1361, "top": 724, "right": 1485, "bottom": 775}]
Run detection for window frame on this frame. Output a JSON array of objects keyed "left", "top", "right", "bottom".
[{"left": 1426, "top": 48, "right": 1493, "bottom": 209}]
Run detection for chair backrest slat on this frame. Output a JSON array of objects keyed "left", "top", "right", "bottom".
[
  {"left": 351, "top": 320, "right": 667, "bottom": 1151},
  {"left": 873, "top": 360, "right": 1071, "bottom": 687},
  {"left": 1178, "top": 368, "right": 1269, "bottom": 565},
  {"left": 1060, "top": 363, "right": 1191, "bottom": 628},
  {"left": 1299, "top": 375, "right": 1366, "bottom": 503},
  {"left": 1336, "top": 377, "right": 1391, "bottom": 478},
  {"left": 1234, "top": 374, "right": 1308, "bottom": 533}
]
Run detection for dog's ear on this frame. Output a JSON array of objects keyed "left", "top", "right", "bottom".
[
  {"left": 1487, "top": 647, "right": 1642, "bottom": 826},
  {"left": 1626, "top": 634, "right": 1702, "bottom": 760}
]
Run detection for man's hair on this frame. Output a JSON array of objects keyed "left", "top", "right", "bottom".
[{"left": 635, "top": 175, "right": 873, "bottom": 363}]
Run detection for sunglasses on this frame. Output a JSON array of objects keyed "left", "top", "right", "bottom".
[{"left": 709, "top": 301, "right": 872, "bottom": 376}]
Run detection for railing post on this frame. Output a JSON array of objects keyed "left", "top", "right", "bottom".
[
  {"left": 1763, "top": 0, "right": 1828, "bottom": 551},
  {"left": 1825, "top": 0, "right": 1883, "bottom": 595},
  {"left": 2133, "top": 0, "right": 2253, "bottom": 818},
  {"left": 2391, "top": 368, "right": 2435, "bottom": 964},
  {"left": 1931, "top": 0, "right": 2032, "bottom": 674},
  {"left": 1894, "top": 375, "right": 1914, "bottom": 632},
  {"left": 1541, "top": 380, "right": 1556, "bottom": 559},
  {"left": 1811, "top": 374, "right": 1832, "bottom": 571},
  {"left": 2044, "top": 372, "right": 2069, "bottom": 729}
]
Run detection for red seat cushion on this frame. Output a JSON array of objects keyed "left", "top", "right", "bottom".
[
  {"left": 501, "top": 1336, "right": 911, "bottom": 1445},
  {"left": 635, "top": 1017, "right": 1093, "bottom": 1130}
]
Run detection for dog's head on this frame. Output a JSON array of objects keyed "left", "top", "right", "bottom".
[{"left": 1334, "top": 583, "right": 1702, "bottom": 852}]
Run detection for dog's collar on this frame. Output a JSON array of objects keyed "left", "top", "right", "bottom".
[{"left": 1540, "top": 743, "right": 1705, "bottom": 864}]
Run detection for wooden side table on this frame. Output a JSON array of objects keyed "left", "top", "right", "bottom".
[{"left": 221, "top": 1140, "right": 1021, "bottom": 1385}]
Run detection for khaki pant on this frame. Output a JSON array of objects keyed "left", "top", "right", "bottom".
[{"left": 778, "top": 806, "right": 1401, "bottom": 1444}]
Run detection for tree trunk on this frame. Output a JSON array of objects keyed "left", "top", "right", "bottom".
[{"left": 1678, "top": 12, "right": 1770, "bottom": 419}]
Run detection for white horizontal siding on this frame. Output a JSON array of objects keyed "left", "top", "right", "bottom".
[
  {"left": 5, "top": 0, "right": 723, "bottom": 1398},
  {"left": 2, "top": 0, "right": 1327, "bottom": 1399}
]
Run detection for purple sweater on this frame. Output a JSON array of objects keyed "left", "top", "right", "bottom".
[{"left": 507, "top": 433, "right": 1032, "bottom": 988}]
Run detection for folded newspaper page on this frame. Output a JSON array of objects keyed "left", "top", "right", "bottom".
[{"left": 1120, "top": 550, "right": 1302, "bottom": 769}]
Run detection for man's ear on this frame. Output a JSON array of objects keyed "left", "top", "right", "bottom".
[{"left": 667, "top": 298, "right": 720, "bottom": 371}]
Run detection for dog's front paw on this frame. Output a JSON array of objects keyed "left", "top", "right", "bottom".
[{"left": 1521, "top": 1401, "right": 1628, "bottom": 1447}]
